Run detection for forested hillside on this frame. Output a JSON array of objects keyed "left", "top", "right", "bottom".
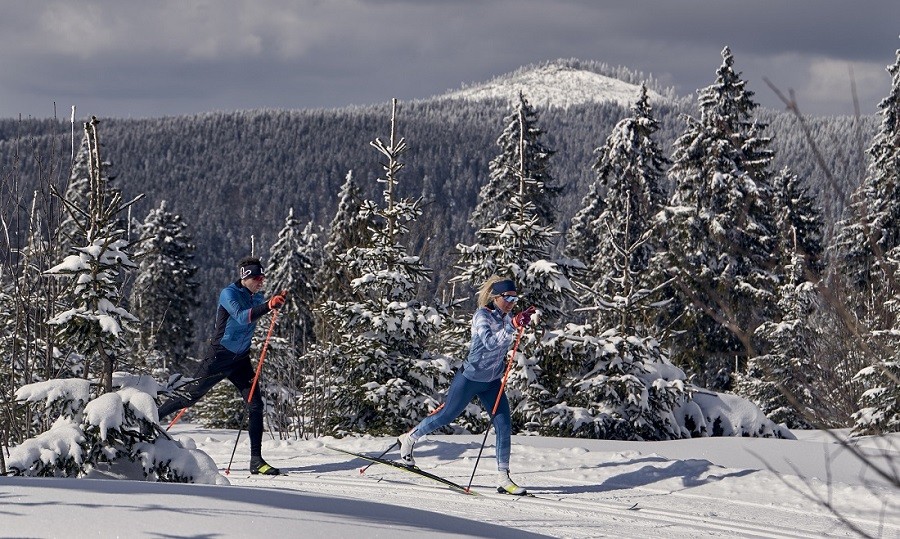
[{"left": 0, "top": 65, "right": 876, "bottom": 349}]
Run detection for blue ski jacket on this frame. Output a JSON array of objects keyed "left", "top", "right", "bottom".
[
  {"left": 213, "top": 281, "right": 269, "bottom": 354},
  {"left": 462, "top": 305, "right": 516, "bottom": 383}
]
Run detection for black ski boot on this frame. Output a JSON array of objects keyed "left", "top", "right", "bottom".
[{"left": 250, "top": 457, "right": 281, "bottom": 476}]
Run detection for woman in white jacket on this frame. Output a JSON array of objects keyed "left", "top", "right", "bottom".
[{"left": 397, "top": 275, "right": 534, "bottom": 495}]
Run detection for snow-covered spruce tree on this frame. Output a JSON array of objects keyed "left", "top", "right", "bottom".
[
  {"left": 260, "top": 210, "right": 322, "bottom": 436},
  {"left": 57, "top": 134, "right": 95, "bottom": 258},
  {"left": 302, "top": 171, "right": 371, "bottom": 438},
  {"left": 853, "top": 341, "right": 900, "bottom": 435},
  {"left": 565, "top": 84, "right": 669, "bottom": 331},
  {"left": 658, "top": 47, "right": 780, "bottom": 391},
  {"left": 8, "top": 373, "right": 225, "bottom": 483},
  {"left": 267, "top": 211, "right": 321, "bottom": 351},
  {"left": 129, "top": 200, "right": 199, "bottom": 377},
  {"left": 832, "top": 43, "right": 900, "bottom": 330},
  {"left": 551, "top": 87, "right": 688, "bottom": 440},
  {"left": 314, "top": 170, "right": 370, "bottom": 310},
  {"left": 453, "top": 92, "right": 580, "bottom": 433},
  {"left": 45, "top": 117, "right": 144, "bottom": 393},
  {"left": 544, "top": 327, "right": 689, "bottom": 440},
  {"left": 844, "top": 45, "right": 900, "bottom": 435},
  {"left": 319, "top": 100, "right": 448, "bottom": 435},
  {"left": 770, "top": 168, "right": 826, "bottom": 280},
  {"left": 735, "top": 167, "right": 827, "bottom": 428},
  {"left": 736, "top": 251, "right": 818, "bottom": 429},
  {"left": 469, "top": 91, "right": 562, "bottom": 231}
]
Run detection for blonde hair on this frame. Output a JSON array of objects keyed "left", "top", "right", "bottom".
[{"left": 477, "top": 275, "right": 506, "bottom": 308}]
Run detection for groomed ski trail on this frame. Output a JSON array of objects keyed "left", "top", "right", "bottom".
[{"left": 184, "top": 428, "right": 898, "bottom": 539}]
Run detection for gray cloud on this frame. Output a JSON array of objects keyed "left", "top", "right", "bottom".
[{"left": 1, "top": 0, "right": 897, "bottom": 118}]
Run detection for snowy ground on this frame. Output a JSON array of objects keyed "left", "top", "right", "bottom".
[{"left": 2, "top": 425, "right": 898, "bottom": 538}]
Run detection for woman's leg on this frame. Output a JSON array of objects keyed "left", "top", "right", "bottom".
[
  {"left": 476, "top": 379, "right": 512, "bottom": 470},
  {"left": 412, "top": 373, "right": 485, "bottom": 438}
]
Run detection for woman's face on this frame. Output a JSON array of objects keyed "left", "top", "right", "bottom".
[{"left": 493, "top": 292, "right": 518, "bottom": 314}]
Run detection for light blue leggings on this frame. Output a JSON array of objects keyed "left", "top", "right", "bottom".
[{"left": 411, "top": 373, "right": 512, "bottom": 470}]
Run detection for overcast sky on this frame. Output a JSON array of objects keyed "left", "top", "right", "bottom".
[{"left": 2, "top": 0, "right": 898, "bottom": 120}]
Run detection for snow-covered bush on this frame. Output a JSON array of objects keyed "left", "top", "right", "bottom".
[
  {"left": 8, "top": 373, "right": 227, "bottom": 484},
  {"left": 545, "top": 325, "right": 690, "bottom": 441},
  {"left": 682, "top": 391, "right": 795, "bottom": 439},
  {"left": 544, "top": 325, "right": 794, "bottom": 440}
]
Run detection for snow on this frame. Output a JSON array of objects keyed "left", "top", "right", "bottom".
[
  {"left": 14, "top": 379, "right": 91, "bottom": 412},
  {"left": 83, "top": 393, "right": 125, "bottom": 440},
  {"left": 2, "top": 424, "right": 897, "bottom": 538},
  {"left": 444, "top": 64, "right": 667, "bottom": 110}
]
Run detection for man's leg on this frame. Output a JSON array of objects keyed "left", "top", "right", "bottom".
[
  {"left": 158, "top": 346, "right": 229, "bottom": 419},
  {"left": 228, "top": 353, "right": 272, "bottom": 473}
]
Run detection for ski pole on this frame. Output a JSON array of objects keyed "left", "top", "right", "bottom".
[
  {"left": 359, "top": 403, "right": 446, "bottom": 473},
  {"left": 166, "top": 408, "right": 188, "bottom": 431},
  {"left": 465, "top": 326, "right": 524, "bottom": 492},
  {"left": 225, "top": 306, "right": 280, "bottom": 475}
]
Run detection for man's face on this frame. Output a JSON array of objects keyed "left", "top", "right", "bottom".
[{"left": 243, "top": 275, "right": 265, "bottom": 293}]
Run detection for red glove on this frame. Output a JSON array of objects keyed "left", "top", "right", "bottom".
[
  {"left": 268, "top": 290, "right": 287, "bottom": 310},
  {"left": 512, "top": 306, "right": 536, "bottom": 329}
]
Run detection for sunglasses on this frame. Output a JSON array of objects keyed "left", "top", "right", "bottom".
[
  {"left": 497, "top": 294, "right": 519, "bottom": 303},
  {"left": 250, "top": 275, "right": 265, "bottom": 282}
]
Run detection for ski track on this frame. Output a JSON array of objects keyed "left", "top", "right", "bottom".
[{"left": 198, "top": 440, "right": 896, "bottom": 539}]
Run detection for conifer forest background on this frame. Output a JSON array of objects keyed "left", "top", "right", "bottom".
[{"left": 1, "top": 50, "right": 899, "bottom": 466}]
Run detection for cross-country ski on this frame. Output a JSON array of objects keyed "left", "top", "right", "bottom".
[{"left": 328, "top": 445, "right": 476, "bottom": 495}]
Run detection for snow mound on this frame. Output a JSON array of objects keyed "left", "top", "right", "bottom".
[{"left": 443, "top": 64, "right": 665, "bottom": 109}]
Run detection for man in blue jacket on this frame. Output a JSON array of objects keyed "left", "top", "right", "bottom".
[{"left": 158, "top": 256, "right": 286, "bottom": 475}]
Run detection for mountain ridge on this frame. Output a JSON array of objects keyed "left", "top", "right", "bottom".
[{"left": 440, "top": 60, "right": 674, "bottom": 109}]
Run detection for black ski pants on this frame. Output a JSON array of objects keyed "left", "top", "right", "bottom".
[{"left": 158, "top": 344, "right": 264, "bottom": 456}]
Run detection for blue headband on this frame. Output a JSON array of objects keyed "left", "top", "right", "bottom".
[{"left": 491, "top": 279, "right": 516, "bottom": 295}]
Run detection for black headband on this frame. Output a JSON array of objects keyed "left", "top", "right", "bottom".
[{"left": 240, "top": 263, "right": 264, "bottom": 279}]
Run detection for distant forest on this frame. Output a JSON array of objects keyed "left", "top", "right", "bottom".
[{"left": 0, "top": 94, "right": 876, "bottom": 352}]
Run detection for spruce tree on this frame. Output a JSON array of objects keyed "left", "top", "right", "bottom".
[
  {"left": 552, "top": 87, "right": 688, "bottom": 440},
  {"left": 261, "top": 210, "right": 322, "bottom": 435},
  {"left": 736, "top": 250, "right": 818, "bottom": 429},
  {"left": 735, "top": 167, "right": 826, "bottom": 428},
  {"left": 320, "top": 100, "right": 447, "bottom": 434},
  {"left": 469, "top": 91, "right": 562, "bottom": 230},
  {"left": 315, "top": 170, "right": 370, "bottom": 309},
  {"left": 843, "top": 44, "right": 900, "bottom": 435},
  {"left": 660, "top": 47, "right": 779, "bottom": 390},
  {"left": 267, "top": 209, "right": 321, "bottom": 350},
  {"left": 45, "top": 117, "right": 143, "bottom": 393},
  {"left": 130, "top": 200, "right": 199, "bottom": 377},
  {"left": 566, "top": 84, "right": 669, "bottom": 331},
  {"left": 301, "top": 171, "right": 369, "bottom": 438}
]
